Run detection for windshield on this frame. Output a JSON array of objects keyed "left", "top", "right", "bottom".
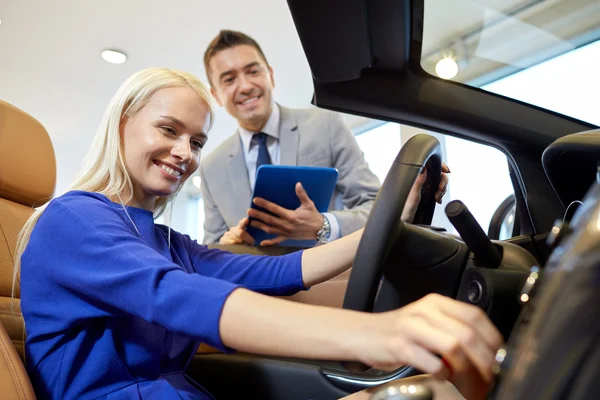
[{"left": 421, "top": 0, "right": 600, "bottom": 126}]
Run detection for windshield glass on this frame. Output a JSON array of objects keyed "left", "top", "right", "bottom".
[{"left": 421, "top": 0, "right": 600, "bottom": 125}]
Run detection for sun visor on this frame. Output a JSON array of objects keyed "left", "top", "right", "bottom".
[{"left": 287, "top": 0, "right": 372, "bottom": 82}]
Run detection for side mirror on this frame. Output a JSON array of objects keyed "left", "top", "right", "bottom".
[{"left": 488, "top": 194, "right": 517, "bottom": 240}]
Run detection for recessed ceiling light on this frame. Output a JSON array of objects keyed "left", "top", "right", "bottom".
[
  {"left": 435, "top": 57, "right": 459, "bottom": 80},
  {"left": 101, "top": 49, "right": 127, "bottom": 64},
  {"left": 0, "top": 17, "right": 3, "bottom": 26}
]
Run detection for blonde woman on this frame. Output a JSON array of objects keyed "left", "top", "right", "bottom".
[{"left": 16, "top": 67, "right": 501, "bottom": 400}]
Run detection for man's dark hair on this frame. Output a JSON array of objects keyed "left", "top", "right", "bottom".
[{"left": 204, "top": 30, "right": 270, "bottom": 86}]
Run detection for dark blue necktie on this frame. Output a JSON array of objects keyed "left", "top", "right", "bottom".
[{"left": 255, "top": 132, "right": 272, "bottom": 170}]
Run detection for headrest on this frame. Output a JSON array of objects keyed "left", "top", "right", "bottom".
[
  {"left": 542, "top": 129, "right": 600, "bottom": 207},
  {"left": 0, "top": 101, "right": 56, "bottom": 207}
]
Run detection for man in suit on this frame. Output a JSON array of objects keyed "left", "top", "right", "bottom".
[{"left": 201, "top": 30, "right": 447, "bottom": 246}]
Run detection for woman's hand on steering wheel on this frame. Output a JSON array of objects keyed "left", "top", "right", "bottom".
[
  {"left": 353, "top": 293, "right": 502, "bottom": 400},
  {"left": 402, "top": 163, "right": 451, "bottom": 222}
]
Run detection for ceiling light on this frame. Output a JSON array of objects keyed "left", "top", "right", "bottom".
[
  {"left": 435, "top": 57, "right": 459, "bottom": 80},
  {"left": 101, "top": 49, "right": 127, "bottom": 64},
  {"left": 192, "top": 176, "right": 202, "bottom": 189}
]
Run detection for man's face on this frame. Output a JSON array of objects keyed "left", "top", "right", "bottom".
[{"left": 209, "top": 45, "right": 275, "bottom": 131}]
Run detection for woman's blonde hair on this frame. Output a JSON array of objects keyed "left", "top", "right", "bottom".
[{"left": 13, "top": 67, "right": 213, "bottom": 297}]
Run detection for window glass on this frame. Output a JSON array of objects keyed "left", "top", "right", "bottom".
[
  {"left": 356, "top": 123, "right": 515, "bottom": 238},
  {"left": 421, "top": 0, "right": 600, "bottom": 125}
]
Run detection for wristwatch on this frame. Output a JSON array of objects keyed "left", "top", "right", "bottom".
[{"left": 316, "top": 214, "right": 331, "bottom": 244}]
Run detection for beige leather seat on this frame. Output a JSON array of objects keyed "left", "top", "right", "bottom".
[{"left": 0, "top": 100, "right": 56, "bottom": 399}]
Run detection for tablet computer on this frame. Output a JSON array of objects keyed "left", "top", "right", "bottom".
[{"left": 246, "top": 165, "right": 339, "bottom": 247}]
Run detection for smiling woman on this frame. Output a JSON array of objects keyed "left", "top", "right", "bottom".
[{"left": 14, "top": 67, "right": 223, "bottom": 399}]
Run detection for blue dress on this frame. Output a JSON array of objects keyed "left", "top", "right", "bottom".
[{"left": 20, "top": 191, "right": 305, "bottom": 399}]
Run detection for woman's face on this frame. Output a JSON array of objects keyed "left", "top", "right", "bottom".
[{"left": 121, "top": 86, "right": 210, "bottom": 210}]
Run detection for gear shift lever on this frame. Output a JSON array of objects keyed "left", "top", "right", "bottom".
[{"left": 445, "top": 200, "right": 502, "bottom": 268}]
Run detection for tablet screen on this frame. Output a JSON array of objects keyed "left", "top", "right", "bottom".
[{"left": 246, "top": 165, "right": 338, "bottom": 247}]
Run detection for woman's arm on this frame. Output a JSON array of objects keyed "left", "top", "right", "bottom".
[
  {"left": 220, "top": 290, "right": 503, "bottom": 400},
  {"left": 220, "top": 287, "right": 368, "bottom": 360},
  {"left": 300, "top": 228, "right": 362, "bottom": 287},
  {"left": 191, "top": 225, "right": 361, "bottom": 293}
]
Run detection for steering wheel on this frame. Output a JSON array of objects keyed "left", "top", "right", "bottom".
[{"left": 343, "top": 133, "right": 443, "bottom": 313}]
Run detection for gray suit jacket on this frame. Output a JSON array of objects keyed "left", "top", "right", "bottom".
[{"left": 199, "top": 105, "right": 381, "bottom": 244}]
